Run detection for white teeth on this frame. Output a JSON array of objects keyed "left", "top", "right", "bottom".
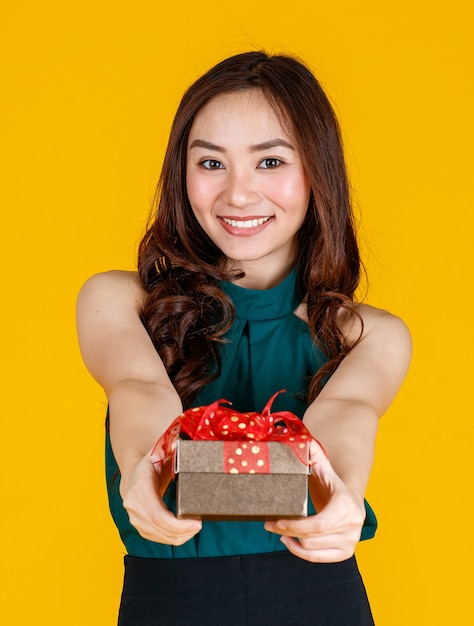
[{"left": 222, "top": 217, "right": 270, "bottom": 228}]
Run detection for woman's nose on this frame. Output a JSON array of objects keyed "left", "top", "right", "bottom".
[{"left": 222, "top": 169, "right": 260, "bottom": 208}]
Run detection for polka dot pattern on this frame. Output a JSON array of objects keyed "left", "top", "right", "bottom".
[
  {"left": 150, "top": 390, "right": 313, "bottom": 468},
  {"left": 223, "top": 441, "right": 271, "bottom": 474}
]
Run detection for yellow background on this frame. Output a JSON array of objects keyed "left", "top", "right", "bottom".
[{"left": 1, "top": 1, "right": 472, "bottom": 623}]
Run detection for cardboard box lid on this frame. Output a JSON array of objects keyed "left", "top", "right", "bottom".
[{"left": 175, "top": 439, "right": 310, "bottom": 475}]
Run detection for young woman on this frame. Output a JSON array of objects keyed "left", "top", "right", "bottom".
[{"left": 77, "top": 51, "right": 411, "bottom": 625}]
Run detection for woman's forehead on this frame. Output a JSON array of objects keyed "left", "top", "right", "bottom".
[{"left": 188, "top": 90, "right": 294, "bottom": 146}]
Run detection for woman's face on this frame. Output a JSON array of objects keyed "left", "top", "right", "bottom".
[{"left": 186, "top": 89, "right": 311, "bottom": 287}]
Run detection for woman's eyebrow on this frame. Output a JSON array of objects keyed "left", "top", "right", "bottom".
[
  {"left": 189, "top": 139, "right": 225, "bottom": 152},
  {"left": 250, "top": 139, "right": 295, "bottom": 152},
  {"left": 189, "top": 138, "right": 295, "bottom": 152}
]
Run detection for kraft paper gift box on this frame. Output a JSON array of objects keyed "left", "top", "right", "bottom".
[{"left": 174, "top": 439, "right": 311, "bottom": 521}]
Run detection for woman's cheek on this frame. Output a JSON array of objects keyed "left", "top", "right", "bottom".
[
  {"left": 187, "top": 176, "right": 219, "bottom": 214},
  {"left": 265, "top": 178, "right": 302, "bottom": 210}
]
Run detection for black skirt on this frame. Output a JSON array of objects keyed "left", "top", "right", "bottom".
[{"left": 118, "top": 551, "right": 374, "bottom": 625}]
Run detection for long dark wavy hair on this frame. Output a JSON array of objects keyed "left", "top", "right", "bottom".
[{"left": 138, "top": 51, "right": 363, "bottom": 409}]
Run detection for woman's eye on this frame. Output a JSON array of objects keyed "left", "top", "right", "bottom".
[
  {"left": 259, "top": 158, "right": 282, "bottom": 169},
  {"left": 200, "top": 159, "right": 224, "bottom": 170}
]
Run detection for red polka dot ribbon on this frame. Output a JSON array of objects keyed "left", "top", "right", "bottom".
[
  {"left": 150, "top": 390, "right": 313, "bottom": 471},
  {"left": 223, "top": 441, "right": 271, "bottom": 474}
]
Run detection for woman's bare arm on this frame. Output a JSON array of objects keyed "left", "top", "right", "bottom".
[
  {"left": 306, "top": 305, "right": 412, "bottom": 497},
  {"left": 76, "top": 271, "right": 201, "bottom": 544},
  {"left": 266, "top": 305, "right": 412, "bottom": 562}
]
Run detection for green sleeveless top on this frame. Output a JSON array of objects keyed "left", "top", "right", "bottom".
[{"left": 105, "top": 270, "right": 377, "bottom": 558}]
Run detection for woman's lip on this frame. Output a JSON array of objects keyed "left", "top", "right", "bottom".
[{"left": 218, "top": 215, "right": 273, "bottom": 236}]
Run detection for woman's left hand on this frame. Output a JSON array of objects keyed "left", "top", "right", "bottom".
[{"left": 264, "top": 439, "right": 366, "bottom": 563}]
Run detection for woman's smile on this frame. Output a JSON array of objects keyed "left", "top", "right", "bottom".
[{"left": 219, "top": 215, "right": 273, "bottom": 234}]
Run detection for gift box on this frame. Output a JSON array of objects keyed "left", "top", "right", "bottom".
[
  {"left": 151, "top": 391, "right": 314, "bottom": 521},
  {"left": 175, "top": 439, "right": 310, "bottom": 520}
]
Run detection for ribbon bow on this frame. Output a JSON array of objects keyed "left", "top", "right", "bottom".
[{"left": 150, "top": 390, "right": 313, "bottom": 467}]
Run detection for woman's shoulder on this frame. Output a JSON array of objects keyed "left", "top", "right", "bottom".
[
  {"left": 294, "top": 300, "right": 410, "bottom": 342},
  {"left": 78, "top": 270, "right": 145, "bottom": 311},
  {"left": 76, "top": 270, "right": 170, "bottom": 394},
  {"left": 349, "top": 303, "right": 412, "bottom": 365},
  {"left": 80, "top": 269, "right": 140, "bottom": 290},
  {"left": 354, "top": 303, "right": 410, "bottom": 338},
  {"left": 296, "top": 300, "right": 411, "bottom": 367}
]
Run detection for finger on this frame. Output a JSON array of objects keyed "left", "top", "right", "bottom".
[
  {"left": 309, "top": 440, "right": 338, "bottom": 484},
  {"left": 309, "top": 438, "right": 330, "bottom": 466},
  {"left": 135, "top": 520, "right": 201, "bottom": 545},
  {"left": 129, "top": 504, "right": 202, "bottom": 544},
  {"left": 265, "top": 514, "right": 342, "bottom": 539},
  {"left": 265, "top": 492, "right": 363, "bottom": 539},
  {"left": 124, "top": 493, "right": 202, "bottom": 541},
  {"left": 265, "top": 518, "right": 316, "bottom": 536},
  {"left": 280, "top": 535, "right": 354, "bottom": 563},
  {"left": 150, "top": 507, "right": 202, "bottom": 537}
]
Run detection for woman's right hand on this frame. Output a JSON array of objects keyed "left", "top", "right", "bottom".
[{"left": 120, "top": 453, "right": 202, "bottom": 546}]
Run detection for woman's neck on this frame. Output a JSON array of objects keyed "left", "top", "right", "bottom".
[{"left": 228, "top": 256, "right": 296, "bottom": 290}]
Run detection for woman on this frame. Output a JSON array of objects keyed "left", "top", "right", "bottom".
[{"left": 77, "top": 51, "right": 411, "bottom": 624}]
